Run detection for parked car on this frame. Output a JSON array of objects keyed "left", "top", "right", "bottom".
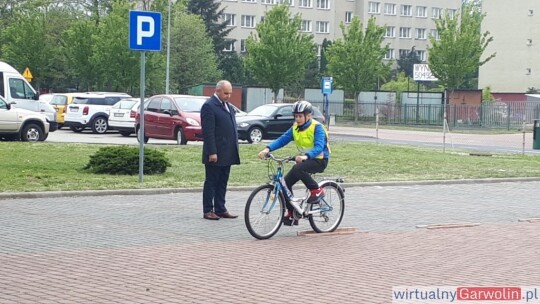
[
  {"left": 108, "top": 98, "right": 140, "bottom": 137},
  {"left": 49, "top": 93, "right": 87, "bottom": 129},
  {"left": 64, "top": 92, "right": 131, "bottom": 134},
  {"left": 0, "top": 95, "right": 49, "bottom": 141},
  {"left": 236, "top": 103, "right": 325, "bottom": 143},
  {"left": 135, "top": 94, "right": 207, "bottom": 145}
]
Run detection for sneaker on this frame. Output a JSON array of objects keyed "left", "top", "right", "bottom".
[
  {"left": 282, "top": 210, "right": 298, "bottom": 226},
  {"left": 306, "top": 187, "right": 325, "bottom": 204},
  {"left": 282, "top": 217, "right": 299, "bottom": 226}
]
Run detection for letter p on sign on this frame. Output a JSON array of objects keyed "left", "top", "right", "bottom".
[{"left": 129, "top": 10, "right": 162, "bottom": 52}]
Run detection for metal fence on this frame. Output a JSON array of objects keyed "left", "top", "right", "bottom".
[{"left": 310, "top": 100, "right": 540, "bottom": 130}]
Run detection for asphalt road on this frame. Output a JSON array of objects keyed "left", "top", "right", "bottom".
[{"left": 47, "top": 126, "right": 540, "bottom": 155}]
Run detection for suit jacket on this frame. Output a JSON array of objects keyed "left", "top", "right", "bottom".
[{"left": 201, "top": 95, "right": 241, "bottom": 166}]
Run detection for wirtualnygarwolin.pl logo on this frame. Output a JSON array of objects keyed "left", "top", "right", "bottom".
[{"left": 392, "top": 286, "right": 539, "bottom": 303}]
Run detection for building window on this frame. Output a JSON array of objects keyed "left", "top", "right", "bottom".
[
  {"left": 432, "top": 7, "right": 442, "bottom": 19},
  {"left": 399, "top": 27, "right": 411, "bottom": 38},
  {"left": 384, "top": 49, "right": 394, "bottom": 60},
  {"left": 317, "top": 44, "right": 322, "bottom": 57},
  {"left": 242, "top": 0, "right": 257, "bottom": 2},
  {"left": 416, "top": 6, "right": 427, "bottom": 17},
  {"left": 241, "top": 15, "right": 256, "bottom": 28},
  {"left": 316, "top": 21, "right": 329, "bottom": 33},
  {"left": 316, "top": 0, "right": 329, "bottom": 9},
  {"left": 368, "top": 2, "right": 380, "bottom": 14},
  {"left": 526, "top": 68, "right": 532, "bottom": 75},
  {"left": 385, "top": 26, "right": 395, "bottom": 38},
  {"left": 398, "top": 49, "right": 409, "bottom": 58},
  {"left": 401, "top": 5, "right": 412, "bottom": 16},
  {"left": 261, "top": 0, "right": 273, "bottom": 4},
  {"left": 384, "top": 3, "right": 396, "bottom": 15},
  {"left": 345, "top": 11, "right": 353, "bottom": 23},
  {"left": 223, "top": 13, "right": 236, "bottom": 27},
  {"left": 528, "top": 9, "right": 534, "bottom": 16},
  {"left": 527, "top": 39, "right": 533, "bottom": 46},
  {"left": 240, "top": 39, "right": 247, "bottom": 52},
  {"left": 300, "top": 20, "right": 312, "bottom": 32},
  {"left": 415, "top": 28, "right": 426, "bottom": 40},
  {"left": 275, "top": 0, "right": 294, "bottom": 5},
  {"left": 298, "top": 0, "right": 311, "bottom": 7},
  {"left": 223, "top": 40, "right": 235, "bottom": 52},
  {"left": 447, "top": 9, "right": 457, "bottom": 19},
  {"left": 415, "top": 50, "right": 426, "bottom": 61},
  {"left": 430, "top": 29, "right": 440, "bottom": 40}
]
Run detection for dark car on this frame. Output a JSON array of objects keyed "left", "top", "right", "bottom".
[
  {"left": 236, "top": 103, "right": 325, "bottom": 144},
  {"left": 135, "top": 94, "right": 207, "bottom": 145}
]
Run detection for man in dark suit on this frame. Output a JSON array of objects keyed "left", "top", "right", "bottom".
[{"left": 200, "top": 80, "right": 241, "bottom": 220}]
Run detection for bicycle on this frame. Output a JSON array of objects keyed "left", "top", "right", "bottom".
[{"left": 244, "top": 153, "right": 345, "bottom": 240}]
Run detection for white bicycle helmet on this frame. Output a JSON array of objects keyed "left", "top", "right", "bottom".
[{"left": 292, "top": 100, "right": 313, "bottom": 114}]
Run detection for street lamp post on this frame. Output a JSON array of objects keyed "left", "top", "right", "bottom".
[{"left": 165, "top": 0, "right": 171, "bottom": 94}]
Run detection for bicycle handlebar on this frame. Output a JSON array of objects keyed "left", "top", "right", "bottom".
[{"left": 264, "top": 153, "right": 296, "bottom": 163}]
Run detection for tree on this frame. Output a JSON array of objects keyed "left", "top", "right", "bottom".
[
  {"left": 319, "top": 38, "right": 332, "bottom": 74},
  {"left": 186, "top": 0, "right": 232, "bottom": 55},
  {"left": 244, "top": 4, "right": 315, "bottom": 102},
  {"left": 91, "top": 0, "right": 139, "bottom": 92},
  {"left": 397, "top": 46, "right": 421, "bottom": 78},
  {"left": 169, "top": 12, "right": 221, "bottom": 93},
  {"left": 325, "top": 16, "right": 391, "bottom": 122},
  {"left": 427, "top": 3, "right": 495, "bottom": 91},
  {"left": 218, "top": 52, "right": 246, "bottom": 84}
]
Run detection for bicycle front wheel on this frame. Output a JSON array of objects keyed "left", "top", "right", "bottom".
[
  {"left": 244, "top": 184, "right": 285, "bottom": 240},
  {"left": 309, "top": 181, "right": 345, "bottom": 233}
]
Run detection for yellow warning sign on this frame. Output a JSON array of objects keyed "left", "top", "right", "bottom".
[{"left": 22, "top": 67, "right": 33, "bottom": 82}]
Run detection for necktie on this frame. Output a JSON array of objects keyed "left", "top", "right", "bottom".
[{"left": 223, "top": 102, "right": 230, "bottom": 112}]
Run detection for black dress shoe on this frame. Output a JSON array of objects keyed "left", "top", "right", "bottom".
[
  {"left": 203, "top": 212, "right": 220, "bottom": 220},
  {"left": 215, "top": 211, "right": 238, "bottom": 219}
]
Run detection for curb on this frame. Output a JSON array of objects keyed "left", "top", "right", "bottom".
[{"left": 2, "top": 177, "right": 540, "bottom": 200}]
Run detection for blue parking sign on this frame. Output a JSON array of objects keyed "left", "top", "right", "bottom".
[
  {"left": 129, "top": 11, "right": 162, "bottom": 51},
  {"left": 321, "top": 77, "right": 333, "bottom": 95}
]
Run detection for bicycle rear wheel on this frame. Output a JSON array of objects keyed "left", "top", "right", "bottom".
[
  {"left": 245, "top": 184, "right": 285, "bottom": 240},
  {"left": 309, "top": 181, "right": 345, "bottom": 233}
]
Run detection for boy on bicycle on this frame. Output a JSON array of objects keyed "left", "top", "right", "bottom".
[{"left": 258, "top": 100, "right": 330, "bottom": 226}]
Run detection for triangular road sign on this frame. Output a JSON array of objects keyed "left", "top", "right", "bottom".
[{"left": 23, "top": 67, "right": 33, "bottom": 80}]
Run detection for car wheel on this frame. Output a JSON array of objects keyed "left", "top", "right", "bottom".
[
  {"left": 136, "top": 127, "right": 149, "bottom": 144},
  {"left": 248, "top": 127, "right": 263, "bottom": 144},
  {"left": 119, "top": 131, "right": 132, "bottom": 137},
  {"left": 91, "top": 116, "right": 108, "bottom": 134},
  {"left": 20, "top": 123, "right": 43, "bottom": 142},
  {"left": 39, "top": 132, "right": 49, "bottom": 141},
  {"left": 70, "top": 126, "right": 85, "bottom": 133},
  {"left": 176, "top": 127, "right": 187, "bottom": 145}
]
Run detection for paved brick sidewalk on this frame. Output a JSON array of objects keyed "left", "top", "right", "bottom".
[{"left": 1, "top": 181, "right": 540, "bottom": 303}]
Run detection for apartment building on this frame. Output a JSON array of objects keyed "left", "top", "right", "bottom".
[
  {"left": 219, "top": 0, "right": 461, "bottom": 62},
  {"left": 479, "top": 1, "right": 540, "bottom": 93}
]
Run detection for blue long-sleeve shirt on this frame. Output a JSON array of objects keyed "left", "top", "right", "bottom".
[{"left": 266, "top": 119, "right": 330, "bottom": 159}]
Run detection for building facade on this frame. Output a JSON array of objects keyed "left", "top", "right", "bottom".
[
  {"left": 479, "top": 1, "right": 540, "bottom": 93},
  {"left": 219, "top": 0, "right": 461, "bottom": 62}
]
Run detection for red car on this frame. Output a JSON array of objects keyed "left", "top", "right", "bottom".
[{"left": 135, "top": 94, "right": 207, "bottom": 145}]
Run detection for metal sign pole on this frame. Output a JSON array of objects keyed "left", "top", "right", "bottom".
[{"left": 139, "top": 51, "right": 146, "bottom": 183}]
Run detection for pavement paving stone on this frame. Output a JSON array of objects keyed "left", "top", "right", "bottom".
[{"left": 1, "top": 181, "right": 540, "bottom": 303}]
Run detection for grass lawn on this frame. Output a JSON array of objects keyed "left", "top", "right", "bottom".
[{"left": 1, "top": 141, "right": 540, "bottom": 193}]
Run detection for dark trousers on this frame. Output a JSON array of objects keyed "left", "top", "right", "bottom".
[
  {"left": 284, "top": 158, "right": 328, "bottom": 211},
  {"left": 203, "top": 164, "right": 231, "bottom": 214}
]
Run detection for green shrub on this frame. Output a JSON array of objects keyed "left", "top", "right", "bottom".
[{"left": 83, "top": 146, "right": 171, "bottom": 175}]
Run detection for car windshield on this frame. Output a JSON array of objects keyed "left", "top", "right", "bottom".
[
  {"left": 248, "top": 105, "right": 277, "bottom": 116},
  {"left": 174, "top": 97, "right": 205, "bottom": 112},
  {"left": 50, "top": 95, "right": 68, "bottom": 106},
  {"left": 113, "top": 99, "right": 138, "bottom": 109}
]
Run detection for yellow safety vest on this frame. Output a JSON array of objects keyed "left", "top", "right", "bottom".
[{"left": 292, "top": 120, "right": 330, "bottom": 159}]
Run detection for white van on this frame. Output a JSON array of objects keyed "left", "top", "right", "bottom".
[{"left": 0, "top": 61, "right": 57, "bottom": 131}]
